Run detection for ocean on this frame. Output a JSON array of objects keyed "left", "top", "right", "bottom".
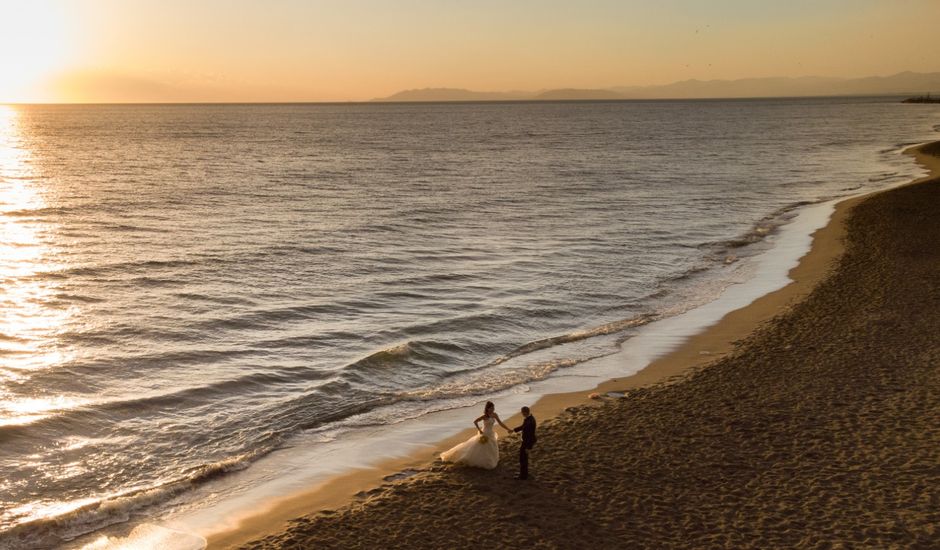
[{"left": 1, "top": 97, "right": 937, "bottom": 548}]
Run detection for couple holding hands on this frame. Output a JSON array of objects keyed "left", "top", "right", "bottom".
[{"left": 440, "top": 401, "right": 537, "bottom": 480}]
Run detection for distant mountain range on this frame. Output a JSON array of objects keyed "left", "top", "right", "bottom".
[{"left": 374, "top": 71, "right": 940, "bottom": 102}]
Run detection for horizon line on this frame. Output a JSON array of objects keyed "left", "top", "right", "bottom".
[{"left": 0, "top": 92, "right": 918, "bottom": 107}]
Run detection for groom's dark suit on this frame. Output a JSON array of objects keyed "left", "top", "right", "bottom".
[{"left": 513, "top": 415, "right": 537, "bottom": 479}]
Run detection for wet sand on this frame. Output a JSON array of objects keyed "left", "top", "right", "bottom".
[{"left": 222, "top": 143, "right": 940, "bottom": 549}]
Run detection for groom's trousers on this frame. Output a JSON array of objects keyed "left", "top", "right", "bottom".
[{"left": 519, "top": 445, "right": 529, "bottom": 479}]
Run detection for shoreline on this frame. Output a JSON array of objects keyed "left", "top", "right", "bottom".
[{"left": 207, "top": 142, "right": 940, "bottom": 548}]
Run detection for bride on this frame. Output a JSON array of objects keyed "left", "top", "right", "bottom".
[{"left": 440, "top": 401, "right": 510, "bottom": 469}]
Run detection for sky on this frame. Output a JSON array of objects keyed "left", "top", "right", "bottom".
[{"left": 0, "top": 0, "right": 938, "bottom": 103}]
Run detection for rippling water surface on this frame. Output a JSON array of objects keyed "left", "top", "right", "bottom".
[{"left": 0, "top": 98, "right": 937, "bottom": 547}]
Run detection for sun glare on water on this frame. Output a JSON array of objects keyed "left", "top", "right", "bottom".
[
  {"left": 0, "top": 1, "right": 72, "bottom": 103},
  {"left": 0, "top": 106, "right": 71, "bottom": 384}
]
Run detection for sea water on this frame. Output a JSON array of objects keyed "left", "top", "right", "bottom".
[{"left": 0, "top": 98, "right": 937, "bottom": 548}]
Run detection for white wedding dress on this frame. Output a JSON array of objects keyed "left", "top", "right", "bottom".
[{"left": 440, "top": 416, "right": 499, "bottom": 469}]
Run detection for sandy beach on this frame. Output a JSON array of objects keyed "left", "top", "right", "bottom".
[{"left": 220, "top": 143, "right": 940, "bottom": 549}]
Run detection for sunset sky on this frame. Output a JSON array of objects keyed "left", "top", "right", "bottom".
[{"left": 1, "top": 0, "right": 939, "bottom": 103}]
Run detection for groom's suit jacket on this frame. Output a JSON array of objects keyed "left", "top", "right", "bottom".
[{"left": 514, "top": 415, "right": 537, "bottom": 449}]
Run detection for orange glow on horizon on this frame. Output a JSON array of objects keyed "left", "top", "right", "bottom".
[{"left": 0, "top": 1, "right": 938, "bottom": 103}]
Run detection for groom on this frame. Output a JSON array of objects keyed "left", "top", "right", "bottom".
[{"left": 511, "top": 406, "right": 537, "bottom": 480}]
